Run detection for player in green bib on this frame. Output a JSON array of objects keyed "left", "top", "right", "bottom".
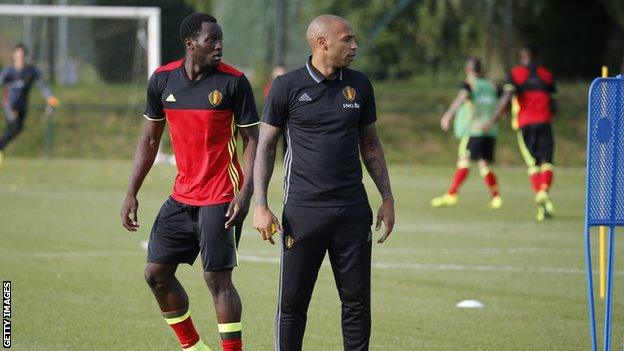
[{"left": 431, "top": 57, "right": 502, "bottom": 209}]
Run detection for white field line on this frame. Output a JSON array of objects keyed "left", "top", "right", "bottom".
[
  {"left": 2, "top": 250, "right": 610, "bottom": 276},
  {"left": 237, "top": 254, "right": 619, "bottom": 276},
  {"left": 238, "top": 247, "right": 582, "bottom": 255}
]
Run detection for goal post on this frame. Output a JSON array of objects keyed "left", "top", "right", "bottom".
[{"left": 0, "top": 4, "right": 161, "bottom": 79}]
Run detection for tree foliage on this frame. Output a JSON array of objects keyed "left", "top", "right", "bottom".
[{"left": 310, "top": 0, "right": 623, "bottom": 79}]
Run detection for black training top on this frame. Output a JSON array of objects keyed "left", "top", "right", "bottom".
[{"left": 262, "top": 57, "right": 377, "bottom": 207}]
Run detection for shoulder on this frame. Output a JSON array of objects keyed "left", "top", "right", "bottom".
[
  {"left": 270, "top": 67, "right": 306, "bottom": 91},
  {"left": 154, "top": 59, "right": 183, "bottom": 75},
  {"left": 216, "top": 62, "right": 244, "bottom": 78},
  {"left": 343, "top": 68, "right": 371, "bottom": 85},
  {"left": 509, "top": 65, "right": 529, "bottom": 83},
  {"left": 536, "top": 66, "right": 554, "bottom": 84}
]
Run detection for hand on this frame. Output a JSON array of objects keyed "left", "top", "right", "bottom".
[
  {"left": 46, "top": 96, "right": 59, "bottom": 108},
  {"left": 253, "top": 205, "right": 281, "bottom": 245},
  {"left": 440, "top": 113, "right": 452, "bottom": 132},
  {"left": 375, "top": 198, "right": 395, "bottom": 243},
  {"left": 481, "top": 120, "right": 494, "bottom": 133},
  {"left": 225, "top": 192, "right": 251, "bottom": 229},
  {"left": 121, "top": 195, "right": 139, "bottom": 232}
]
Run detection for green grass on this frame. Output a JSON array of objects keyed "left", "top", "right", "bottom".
[{"left": 0, "top": 158, "right": 620, "bottom": 350}]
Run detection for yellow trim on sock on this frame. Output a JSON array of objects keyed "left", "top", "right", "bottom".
[
  {"left": 540, "top": 163, "right": 554, "bottom": 172},
  {"left": 527, "top": 165, "right": 539, "bottom": 176},
  {"left": 164, "top": 310, "right": 191, "bottom": 325},
  {"left": 218, "top": 322, "right": 242, "bottom": 333},
  {"left": 457, "top": 159, "right": 470, "bottom": 169},
  {"left": 479, "top": 166, "right": 490, "bottom": 177}
]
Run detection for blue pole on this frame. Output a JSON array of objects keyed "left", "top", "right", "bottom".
[
  {"left": 585, "top": 225, "right": 598, "bottom": 351},
  {"left": 585, "top": 78, "right": 598, "bottom": 351}
]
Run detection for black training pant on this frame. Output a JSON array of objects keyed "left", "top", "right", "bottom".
[
  {"left": 0, "top": 104, "right": 26, "bottom": 150},
  {"left": 276, "top": 203, "right": 373, "bottom": 351}
]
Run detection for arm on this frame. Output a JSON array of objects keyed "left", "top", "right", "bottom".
[
  {"left": 0, "top": 68, "right": 8, "bottom": 85},
  {"left": 120, "top": 120, "right": 165, "bottom": 231},
  {"left": 33, "top": 68, "right": 58, "bottom": 107},
  {"left": 359, "top": 123, "right": 395, "bottom": 243},
  {"left": 224, "top": 125, "right": 259, "bottom": 228},
  {"left": 252, "top": 122, "right": 283, "bottom": 244},
  {"left": 483, "top": 90, "right": 512, "bottom": 132},
  {"left": 441, "top": 90, "right": 469, "bottom": 131}
]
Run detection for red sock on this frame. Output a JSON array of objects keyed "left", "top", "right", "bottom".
[
  {"left": 168, "top": 316, "right": 200, "bottom": 349},
  {"left": 541, "top": 169, "right": 553, "bottom": 191},
  {"left": 448, "top": 168, "right": 469, "bottom": 195},
  {"left": 529, "top": 172, "right": 541, "bottom": 193},
  {"left": 221, "top": 339, "right": 243, "bottom": 351},
  {"left": 484, "top": 172, "right": 499, "bottom": 197}
]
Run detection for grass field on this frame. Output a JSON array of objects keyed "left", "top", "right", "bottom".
[{"left": 1, "top": 158, "right": 622, "bottom": 350}]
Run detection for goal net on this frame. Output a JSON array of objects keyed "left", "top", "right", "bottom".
[{"left": 0, "top": 3, "right": 173, "bottom": 159}]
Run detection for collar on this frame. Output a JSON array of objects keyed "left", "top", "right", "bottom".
[{"left": 306, "top": 56, "right": 343, "bottom": 83}]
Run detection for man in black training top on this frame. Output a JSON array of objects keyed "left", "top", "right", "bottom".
[
  {"left": 253, "top": 14, "right": 395, "bottom": 351},
  {"left": 0, "top": 43, "right": 59, "bottom": 165},
  {"left": 121, "top": 13, "right": 258, "bottom": 351}
]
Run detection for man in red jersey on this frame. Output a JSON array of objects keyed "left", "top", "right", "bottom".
[
  {"left": 486, "top": 44, "right": 557, "bottom": 221},
  {"left": 120, "top": 13, "right": 259, "bottom": 351}
]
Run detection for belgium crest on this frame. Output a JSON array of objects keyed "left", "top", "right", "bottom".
[
  {"left": 342, "top": 86, "right": 356, "bottom": 101},
  {"left": 208, "top": 90, "right": 223, "bottom": 106}
]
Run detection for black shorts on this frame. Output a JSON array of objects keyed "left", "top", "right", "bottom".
[
  {"left": 520, "top": 123, "right": 554, "bottom": 164},
  {"left": 465, "top": 136, "right": 496, "bottom": 162},
  {"left": 147, "top": 197, "right": 241, "bottom": 271}
]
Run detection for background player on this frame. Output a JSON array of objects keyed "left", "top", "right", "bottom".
[
  {"left": 253, "top": 14, "right": 395, "bottom": 351},
  {"left": 120, "top": 13, "right": 259, "bottom": 351},
  {"left": 486, "top": 44, "right": 557, "bottom": 221},
  {"left": 431, "top": 56, "right": 502, "bottom": 209},
  {"left": 0, "top": 43, "right": 59, "bottom": 164}
]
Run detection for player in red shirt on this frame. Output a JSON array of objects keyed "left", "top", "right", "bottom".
[
  {"left": 121, "top": 13, "right": 259, "bottom": 351},
  {"left": 486, "top": 44, "right": 557, "bottom": 221}
]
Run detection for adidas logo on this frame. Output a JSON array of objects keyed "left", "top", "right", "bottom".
[
  {"left": 165, "top": 94, "right": 176, "bottom": 102},
  {"left": 298, "top": 93, "right": 312, "bottom": 102}
]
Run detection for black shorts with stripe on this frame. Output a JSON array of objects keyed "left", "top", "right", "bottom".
[
  {"left": 147, "top": 197, "right": 240, "bottom": 271},
  {"left": 466, "top": 136, "right": 496, "bottom": 162},
  {"left": 521, "top": 123, "right": 554, "bottom": 164}
]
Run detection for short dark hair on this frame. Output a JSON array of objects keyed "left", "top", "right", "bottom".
[
  {"left": 179, "top": 13, "right": 217, "bottom": 44},
  {"left": 13, "top": 43, "right": 28, "bottom": 55},
  {"left": 466, "top": 56, "right": 482, "bottom": 74}
]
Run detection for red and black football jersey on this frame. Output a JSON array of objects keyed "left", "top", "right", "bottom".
[
  {"left": 143, "top": 59, "right": 259, "bottom": 206},
  {"left": 504, "top": 64, "right": 556, "bottom": 128}
]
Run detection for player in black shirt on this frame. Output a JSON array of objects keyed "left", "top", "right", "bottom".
[
  {"left": 0, "top": 43, "right": 59, "bottom": 164},
  {"left": 253, "top": 14, "right": 395, "bottom": 351}
]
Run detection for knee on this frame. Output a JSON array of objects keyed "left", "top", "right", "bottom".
[
  {"left": 203, "top": 271, "right": 232, "bottom": 296},
  {"left": 144, "top": 265, "right": 172, "bottom": 291}
]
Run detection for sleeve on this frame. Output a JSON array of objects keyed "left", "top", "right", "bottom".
[
  {"left": 261, "top": 76, "right": 289, "bottom": 128},
  {"left": 359, "top": 76, "right": 377, "bottom": 126},
  {"left": 143, "top": 73, "right": 165, "bottom": 121},
  {"left": 503, "top": 71, "right": 516, "bottom": 93},
  {"left": 0, "top": 67, "right": 8, "bottom": 85},
  {"left": 33, "top": 67, "right": 53, "bottom": 99},
  {"left": 233, "top": 74, "right": 260, "bottom": 127}
]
